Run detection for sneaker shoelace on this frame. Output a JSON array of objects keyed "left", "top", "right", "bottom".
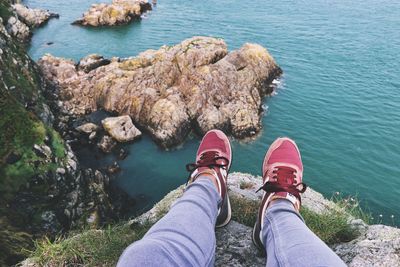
[
  {"left": 256, "top": 166, "right": 307, "bottom": 200},
  {"left": 186, "top": 151, "right": 229, "bottom": 184}
]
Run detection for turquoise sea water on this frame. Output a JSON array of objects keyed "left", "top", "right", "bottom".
[{"left": 27, "top": 0, "right": 400, "bottom": 224}]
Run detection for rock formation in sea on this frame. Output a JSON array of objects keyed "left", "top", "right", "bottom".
[
  {"left": 38, "top": 37, "right": 282, "bottom": 148},
  {"left": 73, "top": 0, "right": 152, "bottom": 27}
]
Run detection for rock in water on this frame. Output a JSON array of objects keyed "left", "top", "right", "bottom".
[
  {"left": 73, "top": 0, "right": 152, "bottom": 27},
  {"left": 76, "top": 122, "right": 99, "bottom": 134},
  {"left": 38, "top": 37, "right": 282, "bottom": 148},
  {"left": 97, "top": 135, "right": 117, "bottom": 153},
  {"left": 102, "top": 115, "right": 142, "bottom": 142}
]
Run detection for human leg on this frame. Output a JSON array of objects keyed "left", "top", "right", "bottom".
[
  {"left": 263, "top": 199, "right": 346, "bottom": 266},
  {"left": 118, "top": 130, "right": 232, "bottom": 267},
  {"left": 252, "top": 137, "right": 345, "bottom": 266},
  {"left": 117, "top": 178, "right": 220, "bottom": 267}
]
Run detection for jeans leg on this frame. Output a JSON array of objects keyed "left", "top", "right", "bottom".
[
  {"left": 117, "top": 178, "right": 221, "bottom": 267},
  {"left": 262, "top": 199, "right": 346, "bottom": 267}
]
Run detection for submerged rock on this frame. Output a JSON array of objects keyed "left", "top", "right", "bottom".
[
  {"left": 98, "top": 135, "right": 117, "bottom": 153},
  {"left": 102, "top": 115, "right": 142, "bottom": 142},
  {"left": 39, "top": 37, "right": 282, "bottom": 148},
  {"left": 73, "top": 0, "right": 152, "bottom": 27},
  {"left": 12, "top": 4, "right": 59, "bottom": 28}
]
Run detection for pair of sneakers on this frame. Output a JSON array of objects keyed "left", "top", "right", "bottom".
[{"left": 186, "top": 130, "right": 307, "bottom": 251}]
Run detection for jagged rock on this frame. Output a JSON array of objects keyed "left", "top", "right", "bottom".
[
  {"left": 6, "top": 16, "right": 30, "bottom": 42},
  {"left": 76, "top": 122, "right": 99, "bottom": 134},
  {"left": 97, "top": 135, "right": 117, "bottom": 153},
  {"left": 12, "top": 4, "right": 59, "bottom": 28},
  {"left": 73, "top": 0, "right": 152, "bottom": 27},
  {"left": 333, "top": 224, "right": 400, "bottom": 266},
  {"left": 33, "top": 144, "right": 52, "bottom": 158},
  {"left": 107, "top": 162, "right": 121, "bottom": 174},
  {"left": 215, "top": 221, "right": 265, "bottom": 266},
  {"left": 78, "top": 54, "right": 111, "bottom": 73},
  {"left": 102, "top": 115, "right": 142, "bottom": 142},
  {"left": 38, "top": 37, "right": 282, "bottom": 148}
]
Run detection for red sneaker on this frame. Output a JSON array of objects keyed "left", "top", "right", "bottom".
[
  {"left": 252, "top": 137, "right": 307, "bottom": 250},
  {"left": 186, "top": 129, "right": 232, "bottom": 228}
]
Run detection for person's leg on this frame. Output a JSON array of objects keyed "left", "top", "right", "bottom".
[
  {"left": 118, "top": 129, "right": 232, "bottom": 267},
  {"left": 263, "top": 199, "right": 346, "bottom": 267},
  {"left": 117, "top": 177, "right": 220, "bottom": 267},
  {"left": 252, "top": 137, "right": 346, "bottom": 266}
]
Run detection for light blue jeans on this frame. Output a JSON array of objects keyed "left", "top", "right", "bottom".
[{"left": 117, "top": 178, "right": 346, "bottom": 267}]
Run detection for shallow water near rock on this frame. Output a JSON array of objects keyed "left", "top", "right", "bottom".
[{"left": 27, "top": 0, "right": 400, "bottom": 225}]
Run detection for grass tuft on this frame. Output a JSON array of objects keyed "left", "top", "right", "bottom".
[
  {"left": 29, "top": 222, "right": 151, "bottom": 267},
  {"left": 230, "top": 194, "right": 360, "bottom": 245}
]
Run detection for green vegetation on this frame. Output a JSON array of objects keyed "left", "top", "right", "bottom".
[
  {"left": 230, "top": 194, "right": 360, "bottom": 245},
  {"left": 0, "top": 0, "right": 13, "bottom": 23},
  {"left": 30, "top": 223, "right": 151, "bottom": 267}
]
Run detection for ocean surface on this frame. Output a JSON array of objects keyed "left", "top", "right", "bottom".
[{"left": 26, "top": 0, "right": 400, "bottom": 225}]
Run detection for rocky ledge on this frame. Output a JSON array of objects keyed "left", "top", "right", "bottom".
[
  {"left": 6, "top": 3, "right": 59, "bottom": 42},
  {"left": 38, "top": 37, "right": 282, "bottom": 148},
  {"left": 135, "top": 173, "right": 400, "bottom": 266},
  {"left": 73, "top": 0, "right": 152, "bottom": 27}
]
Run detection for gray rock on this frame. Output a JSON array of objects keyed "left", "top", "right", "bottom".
[
  {"left": 12, "top": 4, "right": 58, "bottom": 28},
  {"left": 33, "top": 144, "right": 52, "bottom": 158},
  {"left": 6, "top": 16, "right": 30, "bottom": 42},
  {"left": 333, "top": 224, "right": 400, "bottom": 266},
  {"left": 215, "top": 221, "right": 265, "bottom": 266},
  {"left": 102, "top": 115, "right": 141, "bottom": 142}
]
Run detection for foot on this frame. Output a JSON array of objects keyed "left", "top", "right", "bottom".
[
  {"left": 186, "top": 129, "right": 232, "bottom": 228},
  {"left": 252, "top": 137, "right": 307, "bottom": 251}
]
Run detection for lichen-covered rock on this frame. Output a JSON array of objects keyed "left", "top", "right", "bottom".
[
  {"left": 12, "top": 4, "right": 59, "bottom": 28},
  {"left": 78, "top": 54, "right": 111, "bottom": 73},
  {"left": 73, "top": 0, "right": 152, "bottom": 27},
  {"left": 38, "top": 37, "right": 282, "bottom": 148},
  {"left": 102, "top": 115, "right": 142, "bottom": 142}
]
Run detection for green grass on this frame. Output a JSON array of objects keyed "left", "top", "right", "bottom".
[
  {"left": 230, "top": 194, "right": 360, "bottom": 245},
  {"left": 29, "top": 222, "right": 151, "bottom": 267}
]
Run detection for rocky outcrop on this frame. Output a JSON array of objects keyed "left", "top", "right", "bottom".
[
  {"left": 38, "top": 37, "right": 282, "bottom": 148},
  {"left": 12, "top": 4, "right": 59, "bottom": 28},
  {"left": 134, "top": 172, "right": 400, "bottom": 266},
  {"left": 73, "top": 0, "right": 152, "bottom": 27},
  {"left": 102, "top": 115, "right": 142, "bottom": 142},
  {"left": 5, "top": 15, "right": 30, "bottom": 41},
  {"left": 3, "top": 3, "right": 59, "bottom": 42}
]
